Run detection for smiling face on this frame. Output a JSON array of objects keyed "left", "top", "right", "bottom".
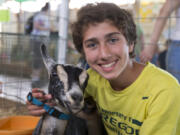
[{"left": 83, "top": 21, "right": 134, "bottom": 80}]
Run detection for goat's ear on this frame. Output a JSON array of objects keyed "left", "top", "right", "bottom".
[
  {"left": 40, "top": 44, "right": 56, "bottom": 76},
  {"left": 79, "top": 70, "right": 89, "bottom": 89},
  {"left": 76, "top": 57, "right": 88, "bottom": 70}
]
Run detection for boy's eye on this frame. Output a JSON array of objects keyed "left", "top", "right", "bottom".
[
  {"left": 108, "top": 38, "right": 119, "bottom": 44},
  {"left": 86, "top": 43, "right": 97, "bottom": 48}
]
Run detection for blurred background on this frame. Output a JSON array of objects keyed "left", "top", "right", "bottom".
[{"left": 0, "top": 0, "right": 173, "bottom": 117}]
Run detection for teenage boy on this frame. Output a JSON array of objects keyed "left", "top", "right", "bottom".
[{"left": 27, "top": 3, "right": 180, "bottom": 135}]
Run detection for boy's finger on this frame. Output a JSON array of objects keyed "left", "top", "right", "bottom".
[{"left": 29, "top": 109, "right": 46, "bottom": 116}]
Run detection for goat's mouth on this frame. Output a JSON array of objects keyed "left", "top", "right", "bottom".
[
  {"left": 72, "top": 105, "right": 83, "bottom": 110},
  {"left": 65, "top": 101, "right": 84, "bottom": 114}
]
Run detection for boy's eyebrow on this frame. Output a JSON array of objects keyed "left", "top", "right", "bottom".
[
  {"left": 104, "top": 32, "right": 121, "bottom": 38},
  {"left": 83, "top": 32, "right": 121, "bottom": 44},
  {"left": 83, "top": 38, "right": 97, "bottom": 44}
]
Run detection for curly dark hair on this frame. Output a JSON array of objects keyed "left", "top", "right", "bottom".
[{"left": 71, "top": 2, "right": 137, "bottom": 58}]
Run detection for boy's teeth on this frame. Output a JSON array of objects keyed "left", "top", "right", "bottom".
[{"left": 102, "top": 62, "right": 115, "bottom": 68}]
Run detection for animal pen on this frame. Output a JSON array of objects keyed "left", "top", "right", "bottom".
[{"left": 0, "top": 33, "right": 80, "bottom": 118}]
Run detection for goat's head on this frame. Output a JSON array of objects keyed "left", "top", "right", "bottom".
[{"left": 40, "top": 44, "right": 88, "bottom": 114}]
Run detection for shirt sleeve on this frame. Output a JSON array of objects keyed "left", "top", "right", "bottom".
[{"left": 139, "top": 87, "right": 180, "bottom": 135}]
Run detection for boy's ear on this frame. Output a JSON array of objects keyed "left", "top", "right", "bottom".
[{"left": 129, "top": 44, "right": 134, "bottom": 54}]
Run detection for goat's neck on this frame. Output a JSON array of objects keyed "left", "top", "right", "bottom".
[{"left": 54, "top": 100, "right": 70, "bottom": 114}]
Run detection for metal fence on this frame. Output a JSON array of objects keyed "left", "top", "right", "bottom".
[{"left": 0, "top": 33, "right": 80, "bottom": 117}]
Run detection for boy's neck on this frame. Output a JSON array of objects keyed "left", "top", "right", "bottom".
[{"left": 109, "top": 61, "right": 145, "bottom": 91}]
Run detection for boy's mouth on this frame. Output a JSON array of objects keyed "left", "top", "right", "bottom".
[
  {"left": 99, "top": 60, "right": 118, "bottom": 72},
  {"left": 101, "top": 61, "right": 116, "bottom": 68}
]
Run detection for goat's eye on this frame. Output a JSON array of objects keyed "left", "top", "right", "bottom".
[
  {"left": 53, "top": 79, "right": 63, "bottom": 88},
  {"left": 57, "top": 81, "right": 63, "bottom": 86},
  {"left": 51, "top": 72, "right": 57, "bottom": 76}
]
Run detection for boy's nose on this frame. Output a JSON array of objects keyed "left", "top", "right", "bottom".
[{"left": 99, "top": 44, "right": 111, "bottom": 59}]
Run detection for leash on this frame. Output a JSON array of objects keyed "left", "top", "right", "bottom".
[{"left": 27, "top": 92, "right": 70, "bottom": 120}]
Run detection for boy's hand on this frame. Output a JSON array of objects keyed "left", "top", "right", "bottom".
[{"left": 26, "top": 88, "right": 54, "bottom": 116}]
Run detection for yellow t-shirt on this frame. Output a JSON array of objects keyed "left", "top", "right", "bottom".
[{"left": 85, "top": 63, "right": 180, "bottom": 135}]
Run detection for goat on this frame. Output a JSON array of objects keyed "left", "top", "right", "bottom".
[{"left": 28, "top": 44, "right": 105, "bottom": 135}]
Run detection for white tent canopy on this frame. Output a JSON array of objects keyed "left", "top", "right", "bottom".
[{"left": 0, "top": 0, "right": 139, "bottom": 13}]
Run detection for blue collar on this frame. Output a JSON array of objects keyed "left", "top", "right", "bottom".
[{"left": 27, "top": 92, "right": 70, "bottom": 120}]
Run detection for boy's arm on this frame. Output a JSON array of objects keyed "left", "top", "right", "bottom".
[{"left": 140, "top": 0, "right": 180, "bottom": 63}]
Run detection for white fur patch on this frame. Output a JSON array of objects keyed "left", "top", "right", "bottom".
[
  {"left": 66, "top": 83, "right": 83, "bottom": 103},
  {"left": 79, "top": 70, "right": 87, "bottom": 87},
  {"left": 62, "top": 83, "right": 84, "bottom": 113},
  {"left": 57, "top": 65, "right": 68, "bottom": 92}
]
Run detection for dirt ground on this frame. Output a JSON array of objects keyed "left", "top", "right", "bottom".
[{"left": 0, "top": 97, "right": 30, "bottom": 118}]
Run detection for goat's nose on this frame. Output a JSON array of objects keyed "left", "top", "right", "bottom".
[{"left": 71, "top": 93, "right": 83, "bottom": 102}]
